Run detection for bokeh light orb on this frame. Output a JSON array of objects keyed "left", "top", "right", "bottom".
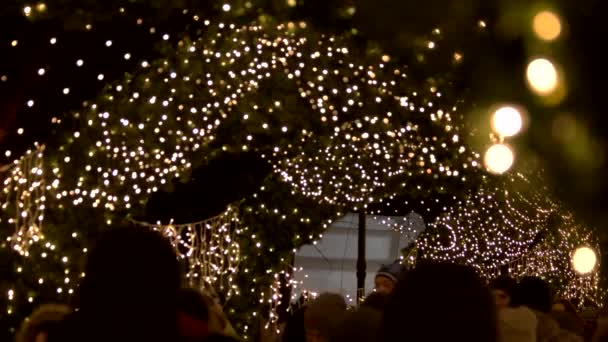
[
  {"left": 492, "top": 106, "right": 523, "bottom": 137},
  {"left": 526, "top": 58, "right": 559, "bottom": 95},
  {"left": 572, "top": 246, "right": 597, "bottom": 274},
  {"left": 533, "top": 11, "right": 562, "bottom": 41},
  {"left": 484, "top": 144, "right": 514, "bottom": 174}
]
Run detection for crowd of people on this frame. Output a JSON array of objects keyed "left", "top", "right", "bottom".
[{"left": 14, "top": 225, "right": 608, "bottom": 342}]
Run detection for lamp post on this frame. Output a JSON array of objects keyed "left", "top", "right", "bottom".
[{"left": 357, "top": 211, "right": 366, "bottom": 304}]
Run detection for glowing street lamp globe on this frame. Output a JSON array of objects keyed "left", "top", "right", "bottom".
[
  {"left": 526, "top": 58, "right": 559, "bottom": 95},
  {"left": 492, "top": 106, "right": 523, "bottom": 137},
  {"left": 572, "top": 246, "right": 597, "bottom": 275},
  {"left": 484, "top": 144, "right": 514, "bottom": 174}
]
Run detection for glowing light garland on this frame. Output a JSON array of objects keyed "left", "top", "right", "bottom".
[
  {"left": 418, "top": 171, "right": 601, "bottom": 305},
  {"left": 22, "top": 19, "right": 475, "bottom": 216},
  {"left": 270, "top": 38, "right": 477, "bottom": 208},
  {"left": 1, "top": 144, "right": 46, "bottom": 256},
  {"left": 133, "top": 205, "right": 242, "bottom": 299}
]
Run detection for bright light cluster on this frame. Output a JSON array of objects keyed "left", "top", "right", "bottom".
[
  {"left": 133, "top": 205, "right": 242, "bottom": 299},
  {"left": 418, "top": 171, "right": 601, "bottom": 304},
  {"left": 499, "top": 214, "right": 601, "bottom": 305},
  {"left": 28, "top": 20, "right": 477, "bottom": 215},
  {"left": 269, "top": 34, "right": 476, "bottom": 207},
  {"left": 419, "top": 172, "right": 555, "bottom": 269},
  {"left": 1, "top": 144, "right": 47, "bottom": 256},
  {"left": 51, "top": 23, "right": 284, "bottom": 212}
]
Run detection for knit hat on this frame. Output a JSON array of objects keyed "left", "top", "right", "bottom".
[
  {"left": 375, "top": 262, "right": 405, "bottom": 284},
  {"left": 304, "top": 293, "right": 347, "bottom": 339},
  {"left": 498, "top": 306, "right": 538, "bottom": 342}
]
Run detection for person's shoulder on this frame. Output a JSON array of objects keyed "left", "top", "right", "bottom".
[
  {"left": 499, "top": 307, "right": 538, "bottom": 331},
  {"left": 45, "top": 311, "right": 83, "bottom": 342}
]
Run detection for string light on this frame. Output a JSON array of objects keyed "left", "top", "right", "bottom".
[
  {"left": 418, "top": 171, "right": 602, "bottom": 305},
  {"left": 133, "top": 205, "right": 242, "bottom": 299},
  {"left": 1, "top": 144, "right": 46, "bottom": 256}
]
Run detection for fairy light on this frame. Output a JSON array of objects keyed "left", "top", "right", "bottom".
[
  {"left": 419, "top": 171, "right": 602, "bottom": 305},
  {"left": 1, "top": 144, "right": 47, "bottom": 255},
  {"left": 133, "top": 205, "right": 243, "bottom": 299}
]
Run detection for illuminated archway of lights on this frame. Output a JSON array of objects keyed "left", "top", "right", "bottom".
[
  {"left": 268, "top": 32, "right": 478, "bottom": 208},
  {"left": 417, "top": 171, "right": 602, "bottom": 304},
  {"left": 3, "top": 15, "right": 475, "bottom": 336},
  {"left": 419, "top": 172, "right": 557, "bottom": 270},
  {"left": 494, "top": 214, "right": 602, "bottom": 306},
  {"left": 17, "top": 19, "right": 479, "bottom": 219}
]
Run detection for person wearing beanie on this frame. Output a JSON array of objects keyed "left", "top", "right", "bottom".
[
  {"left": 490, "top": 275, "right": 517, "bottom": 310},
  {"left": 374, "top": 262, "right": 406, "bottom": 295},
  {"left": 303, "top": 293, "right": 347, "bottom": 342}
]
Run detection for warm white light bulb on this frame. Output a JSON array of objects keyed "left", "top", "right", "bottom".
[
  {"left": 533, "top": 11, "right": 562, "bottom": 41},
  {"left": 492, "top": 106, "right": 523, "bottom": 137},
  {"left": 572, "top": 246, "right": 596, "bottom": 274},
  {"left": 526, "top": 58, "right": 558, "bottom": 95},
  {"left": 484, "top": 144, "right": 514, "bottom": 174}
]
